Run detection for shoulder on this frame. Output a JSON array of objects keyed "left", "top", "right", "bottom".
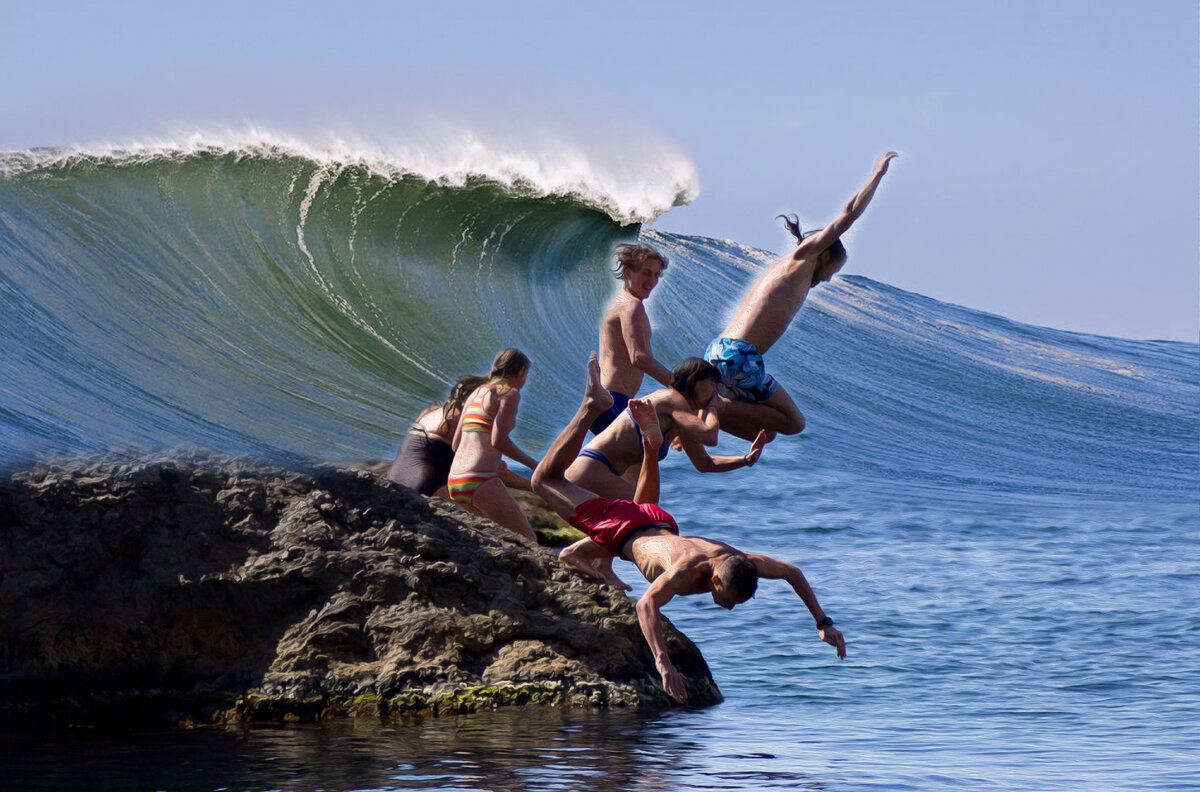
[
  {"left": 652, "top": 388, "right": 689, "bottom": 411},
  {"left": 616, "top": 295, "right": 648, "bottom": 319}
]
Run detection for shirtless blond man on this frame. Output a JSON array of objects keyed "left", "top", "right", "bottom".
[
  {"left": 531, "top": 354, "right": 845, "bottom": 703},
  {"left": 590, "top": 244, "right": 674, "bottom": 435},
  {"left": 708, "top": 151, "right": 898, "bottom": 440}
]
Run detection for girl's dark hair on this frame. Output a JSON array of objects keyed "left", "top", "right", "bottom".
[
  {"left": 611, "top": 243, "right": 668, "bottom": 279},
  {"left": 670, "top": 357, "right": 720, "bottom": 399},
  {"left": 442, "top": 374, "right": 487, "bottom": 426}
]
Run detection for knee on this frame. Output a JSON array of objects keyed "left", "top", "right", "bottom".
[
  {"left": 780, "top": 413, "right": 805, "bottom": 435},
  {"left": 530, "top": 467, "right": 550, "bottom": 497}
]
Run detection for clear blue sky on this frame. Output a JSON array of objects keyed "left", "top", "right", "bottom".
[{"left": 3, "top": 0, "right": 1196, "bottom": 341}]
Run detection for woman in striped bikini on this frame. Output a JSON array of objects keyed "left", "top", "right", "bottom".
[{"left": 447, "top": 348, "right": 540, "bottom": 541}]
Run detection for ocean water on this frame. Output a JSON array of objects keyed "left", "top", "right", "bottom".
[{"left": 1, "top": 138, "right": 1197, "bottom": 791}]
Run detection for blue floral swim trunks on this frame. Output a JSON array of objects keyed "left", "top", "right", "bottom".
[{"left": 704, "top": 337, "right": 779, "bottom": 404}]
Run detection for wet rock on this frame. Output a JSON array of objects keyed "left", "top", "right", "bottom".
[{"left": 0, "top": 456, "right": 720, "bottom": 727}]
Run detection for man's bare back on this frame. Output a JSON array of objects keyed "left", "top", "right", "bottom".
[{"left": 624, "top": 529, "right": 738, "bottom": 594}]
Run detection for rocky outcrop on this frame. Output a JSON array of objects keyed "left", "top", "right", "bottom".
[{"left": 0, "top": 457, "right": 721, "bottom": 727}]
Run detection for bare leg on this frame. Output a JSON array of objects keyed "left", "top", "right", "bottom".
[
  {"left": 472, "top": 478, "right": 537, "bottom": 542},
  {"left": 716, "top": 386, "right": 805, "bottom": 440},
  {"left": 626, "top": 397, "right": 664, "bottom": 506},
  {"left": 531, "top": 353, "right": 614, "bottom": 520},
  {"left": 497, "top": 462, "right": 533, "bottom": 492},
  {"left": 565, "top": 455, "right": 636, "bottom": 500}
]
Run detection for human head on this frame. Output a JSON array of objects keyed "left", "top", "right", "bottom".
[
  {"left": 440, "top": 374, "right": 487, "bottom": 425},
  {"left": 612, "top": 244, "right": 668, "bottom": 280},
  {"left": 446, "top": 374, "right": 486, "bottom": 409},
  {"left": 489, "top": 348, "right": 531, "bottom": 385},
  {"left": 712, "top": 555, "right": 758, "bottom": 608},
  {"left": 805, "top": 229, "right": 847, "bottom": 286},
  {"left": 670, "top": 357, "right": 720, "bottom": 407}
]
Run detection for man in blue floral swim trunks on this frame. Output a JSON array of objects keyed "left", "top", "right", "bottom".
[{"left": 707, "top": 151, "right": 898, "bottom": 441}]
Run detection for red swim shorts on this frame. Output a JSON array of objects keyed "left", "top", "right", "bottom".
[{"left": 568, "top": 497, "right": 679, "bottom": 558}]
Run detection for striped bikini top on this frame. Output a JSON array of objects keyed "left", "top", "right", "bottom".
[{"left": 460, "top": 393, "right": 496, "bottom": 434}]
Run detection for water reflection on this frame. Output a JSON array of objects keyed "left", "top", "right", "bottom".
[{"left": 1, "top": 709, "right": 694, "bottom": 792}]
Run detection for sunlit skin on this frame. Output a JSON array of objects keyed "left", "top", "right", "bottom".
[
  {"left": 624, "top": 259, "right": 662, "bottom": 300},
  {"left": 566, "top": 369, "right": 767, "bottom": 501},
  {"left": 712, "top": 152, "right": 898, "bottom": 442},
  {"left": 450, "top": 360, "right": 540, "bottom": 541},
  {"left": 597, "top": 252, "right": 672, "bottom": 399},
  {"left": 532, "top": 354, "right": 846, "bottom": 703}
]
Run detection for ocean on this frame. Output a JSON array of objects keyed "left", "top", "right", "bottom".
[{"left": 1, "top": 138, "right": 1197, "bottom": 791}]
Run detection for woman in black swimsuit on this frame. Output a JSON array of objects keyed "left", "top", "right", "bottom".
[{"left": 387, "top": 375, "right": 485, "bottom": 498}]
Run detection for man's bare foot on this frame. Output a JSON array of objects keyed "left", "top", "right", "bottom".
[
  {"left": 628, "top": 398, "right": 662, "bottom": 450},
  {"left": 593, "top": 557, "right": 632, "bottom": 591},
  {"left": 584, "top": 352, "right": 614, "bottom": 413},
  {"left": 559, "top": 546, "right": 632, "bottom": 591}
]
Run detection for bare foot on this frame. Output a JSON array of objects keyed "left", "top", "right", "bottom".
[
  {"left": 559, "top": 546, "right": 632, "bottom": 591},
  {"left": 584, "top": 352, "right": 613, "bottom": 413},
  {"left": 628, "top": 398, "right": 662, "bottom": 450},
  {"left": 594, "top": 557, "right": 633, "bottom": 591},
  {"left": 559, "top": 546, "right": 606, "bottom": 581}
]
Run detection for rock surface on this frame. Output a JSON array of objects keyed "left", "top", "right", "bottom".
[{"left": 0, "top": 457, "right": 721, "bottom": 727}]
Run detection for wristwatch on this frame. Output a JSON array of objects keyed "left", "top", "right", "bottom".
[{"left": 815, "top": 615, "right": 834, "bottom": 630}]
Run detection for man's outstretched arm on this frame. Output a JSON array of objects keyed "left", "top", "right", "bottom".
[
  {"left": 745, "top": 552, "right": 846, "bottom": 659},
  {"left": 805, "top": 151, "right": 897, "bottom": 253}
]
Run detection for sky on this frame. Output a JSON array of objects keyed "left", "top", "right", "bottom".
[{"left": 2, "top": 0, "right": 1197, "bottom": 342}]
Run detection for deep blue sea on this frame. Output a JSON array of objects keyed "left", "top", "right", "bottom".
[{"left": 1, "top": 140, "right": 1197, "bottom": 791}]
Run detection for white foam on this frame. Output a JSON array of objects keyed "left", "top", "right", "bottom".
[{"left": 0, "top": 121, "right": 700, "bottom": 225}]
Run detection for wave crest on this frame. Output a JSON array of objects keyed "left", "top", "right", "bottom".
[{"left": 0, "top": 123, "right": 699, "bottom": 225}]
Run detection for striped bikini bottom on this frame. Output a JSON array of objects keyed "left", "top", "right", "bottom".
[{"left": 446, "top": 470, "right": 499, "bottom": 508}]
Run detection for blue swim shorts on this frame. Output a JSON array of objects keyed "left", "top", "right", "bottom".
[
  {"left": 704, "top": 337, "right": 779, "bottom": 404},
  {"left": 588, "top": 391, "right": 631, "bottom": 435}
]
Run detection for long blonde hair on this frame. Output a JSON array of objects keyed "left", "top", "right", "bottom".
[{"left": 482, "top": 348, "right": 531, "bottom": 394}]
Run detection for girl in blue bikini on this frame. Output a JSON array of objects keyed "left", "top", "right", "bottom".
[{"left": 565, "top": 357, "right": 767, "bottom": 501}]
